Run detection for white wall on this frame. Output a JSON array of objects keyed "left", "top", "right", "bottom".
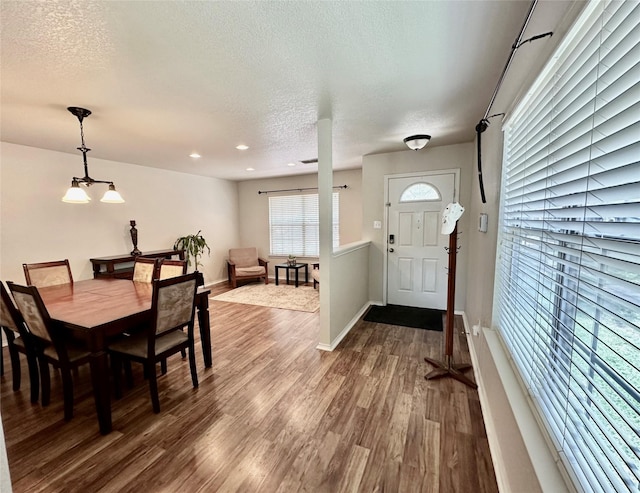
[
  {"left": 0, "top": 142, "right": 239, "bottom": 284},
  {"left": 361, "top": 143, "right": 472, "bottom": 310},
  {"left": 236, "top": 169, "right": 362, "bottom": 276}
]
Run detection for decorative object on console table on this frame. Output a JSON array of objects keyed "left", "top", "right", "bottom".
[
  {"left": 130, "top": 220, "right": 141, "bottom": 256},
  {"left": 288, "top": 254, "right": 297, "bottom": 266},
  {"left": 173, "top": 230, "right": 210, "bottom": 271}
]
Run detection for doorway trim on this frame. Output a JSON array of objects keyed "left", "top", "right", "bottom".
[{"left": 382, "top": 169, "right": 461, "bottom": 306}]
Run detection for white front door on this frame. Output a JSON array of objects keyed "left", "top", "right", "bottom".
[{"left": 386, "top": 171, "right": 457, "bottom": 309}]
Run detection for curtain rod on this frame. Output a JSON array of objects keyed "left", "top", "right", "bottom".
[
  {"left": 258, "top": 185, "right": 348, "bottom": 195},
  {"left": 475, "top": 0, "right": 553, "bottom": 203}
]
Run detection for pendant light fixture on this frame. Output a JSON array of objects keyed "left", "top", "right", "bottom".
[
  {"left": 403, "top": 134, "right": 431, "bottom": 151},
  {"left": 62, "top": 107, "right": 124, "bottom": 204}
]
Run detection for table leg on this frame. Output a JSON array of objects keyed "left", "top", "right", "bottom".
[
  {"left": 286, "top": 268, "right": 290, "bottom": 285},
  {"left": 196, "top": 295, "right": 212, "bottom": 368},
  {"left": 89, "top": 350, "right": 112, "bottom": 435},
  {"left": 295, "top": 268, "right": 299, "bottom": 287},
  {"left": 275, "top": 266, "right": 280, "bottom": 286},
  {"left": 304, "top": 264, "right": 309, "bottom": 285}
]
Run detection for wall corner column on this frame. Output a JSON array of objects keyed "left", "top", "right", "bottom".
[{"left": 317, "top": 118, "right": 332, "bottom": 348}]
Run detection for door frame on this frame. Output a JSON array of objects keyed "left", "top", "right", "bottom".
[{"left": 382, "top": 169, "right": 461, "bottom": 306}]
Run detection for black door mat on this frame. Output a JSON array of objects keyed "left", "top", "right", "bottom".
[{"left": 364, "top": 304, "right": 444, "bottom": 331}]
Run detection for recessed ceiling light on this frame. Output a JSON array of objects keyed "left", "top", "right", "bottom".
[
  {"left": 287, "top": 162, "right": 296, "bottom": 167},
  {"left": 246, "top": 167, "right": 255, "bottom": 171},
  {"left": 189, "top": 153, "right": 201, "bottom": 159},
  {"left": 236, "top": 144, "right": 249, "bottom": 150}
]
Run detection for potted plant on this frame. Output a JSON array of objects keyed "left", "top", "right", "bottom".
[
  {"left": 174, "top": 230, "right": 211, "bottom": 272},
  {"left": 288, "top": 254, "right": 297, "bottom": 266}
]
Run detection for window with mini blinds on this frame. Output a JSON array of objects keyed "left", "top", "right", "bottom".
[
  {"left": 269, "top": 193, "right": 339, "bottom": 257},
  {"left": 494, "top": 1, "right": 639, "bottom": 492}
]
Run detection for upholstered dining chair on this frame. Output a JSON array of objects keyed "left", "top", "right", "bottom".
[
  {"left": 0, "top": 282, "right": 40, "bottom": 403},
  {"left": 227, "top": 247, "right": 269, "bottom": 289},
  {"left": 158, "top": 258, "right": 187, "bottom": 280},
  {"left": 23, "top": 259, "right": 73, "bottom": 288},
  {"left": 132, "top": 257, "right": 160, "bottom": 282},
  {"left": 158, "top": 258, "right": 189, "bottom": 360},
  {"left": 8, "top": 282, "right": 91, "bottom": 421},
  {"left": 108, "top": 273, "right": 199, "bottom": 413}
]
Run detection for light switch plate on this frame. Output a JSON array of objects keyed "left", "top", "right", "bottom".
[{"left": 373, "top": 220, "right": 382, "bottom": 229}]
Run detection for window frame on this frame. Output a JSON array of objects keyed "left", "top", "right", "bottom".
[{"left": 493, "top": 1, "right": 640, "bottom": 491}]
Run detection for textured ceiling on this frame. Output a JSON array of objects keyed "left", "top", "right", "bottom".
[{"left": 0, "top": 1, "right": 583, "bottom": 181}]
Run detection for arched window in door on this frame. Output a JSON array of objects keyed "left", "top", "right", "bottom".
[{"left": 399, "top": 182, "right": 441, "bottom": 202}]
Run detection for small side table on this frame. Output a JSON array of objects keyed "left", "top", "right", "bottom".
[{"left": 275, "top": 263, "right": 309, "bottom": 287}]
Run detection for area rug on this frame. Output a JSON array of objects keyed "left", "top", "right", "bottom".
[
  {"left": 364, "top": 304, "right": 444, "bottom": 331},
  {"left": 211, "top": 283, "right": 319, "bottom": 312}
]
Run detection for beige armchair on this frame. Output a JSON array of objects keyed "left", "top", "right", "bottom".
[
  {"left": 312, "top": 263, "right": 320, "bottom": 289},
  {"left": 227, "top": 247, "right": 269, "bottom": 289}
]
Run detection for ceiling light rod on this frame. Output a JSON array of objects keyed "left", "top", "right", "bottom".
[
  {"left": 62, "top": 107, "right": 124, "bottom": 203},
  {"left": 258, "top": 185, "right": 348, "bottom": 195}
]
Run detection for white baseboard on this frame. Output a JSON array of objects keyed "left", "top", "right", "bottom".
[
  {"left": 316, "top": 300, "right": 375, "bottom": 352},
  {"left": 462, "top": 311, "right": 573, "bottom": 493},
  {"left": 460, "top": 313, "right": 509, "bottom": 493}
]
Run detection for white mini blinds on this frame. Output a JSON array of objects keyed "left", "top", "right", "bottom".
[
  {"left": 269, "top": 193, "right": 339, "bottom": 257},
  {"left": 494, "top": 1, "right": 640, "bottom": 492}
]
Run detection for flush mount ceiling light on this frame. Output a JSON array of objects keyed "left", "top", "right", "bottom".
[
  {"left": 236, "top": 144, "right": 249, "bottom": 150},
  {"left": 189, "top": 152, "right": 201, "bottom": 159},
  {"left": 403, "top": 134, "right": 431, "bottom": 151},
  {"left": 62, "top": 107, "right": 124, "bottom": 204}
]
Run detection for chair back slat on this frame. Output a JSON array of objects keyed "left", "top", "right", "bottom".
[
  {"left": 133, "top": 258, "right": 159, "bottom": 283},
  {"left": 9, "top": 285, "right": 52, "bottom": 343},
  {"left": 158, "top": 259, "right": 187, "bottom": 280},
  {"left": 0, "top": 283, "right": 20, "bottom": 332},
  {"left": 23, "top": 260, "right": 73, "bottom": 288},
  {"left": 154, "top": 277, "right": 197, "bottom": 335}
]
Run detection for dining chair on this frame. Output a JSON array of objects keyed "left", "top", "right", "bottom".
[
  {"left": 0, "top": 282, "right": 40, "bottom": 403},
  {"left": 132, "top": 257, "right": 160, "bottom": 282},
  {"left": 158, "top": 258, "right": 187, "bottom": 280},
  {"left": 108, "top": 273, "right": 199, "bottom": 413},
  {"left": 8, "top": 282, "right": 91, "bottom": 421},
  {"left": 158, "top": 258, "right": 189, "bottom": 361},
  {"left": 22, "top": 259, "right": 73, "bottom": 287}
]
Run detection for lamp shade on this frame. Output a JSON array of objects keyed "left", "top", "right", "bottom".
[
  {"left": 100, "top": 184, "right": 125, "bottom": 203},
  {"left": 62, "top": 180, "right": 90, "bottom": 203},
  {"left": 404, "top": 134, "right": 431, "bottom": 151}
]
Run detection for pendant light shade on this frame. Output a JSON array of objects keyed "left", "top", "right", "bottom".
[
  {"left": 100, "top": 183, "right": 125, "bottom": 203},
  {"left": 403, "top": 134, "right": 431, "bottom": 151},
  {"left": 62, "top": 106, "right": 124, "bottom": 204},
  {"left": 62, "top": 179, "right": 90, "bottom": 203}
]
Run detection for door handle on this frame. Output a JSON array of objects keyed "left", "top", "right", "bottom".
[{"left": 389, "top": 248, "right": 394, "bottom": 253}]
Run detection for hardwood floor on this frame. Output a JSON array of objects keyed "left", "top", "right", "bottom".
[{"left": 1, "top": 282, "right": 498, "bottom": 492}]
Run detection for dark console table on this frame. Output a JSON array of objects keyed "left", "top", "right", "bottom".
[{"left": 90, "top": 249, "right": 185, "bottom": 279}]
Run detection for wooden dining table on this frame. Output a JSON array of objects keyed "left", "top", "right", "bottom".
[{"left": 38, "top": 278, "right": 212, "bottom": 434}]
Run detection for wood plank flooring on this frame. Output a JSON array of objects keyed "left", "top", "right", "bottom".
[{"left": 1, "top": 282, "right": 498, "bottom": 492}]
